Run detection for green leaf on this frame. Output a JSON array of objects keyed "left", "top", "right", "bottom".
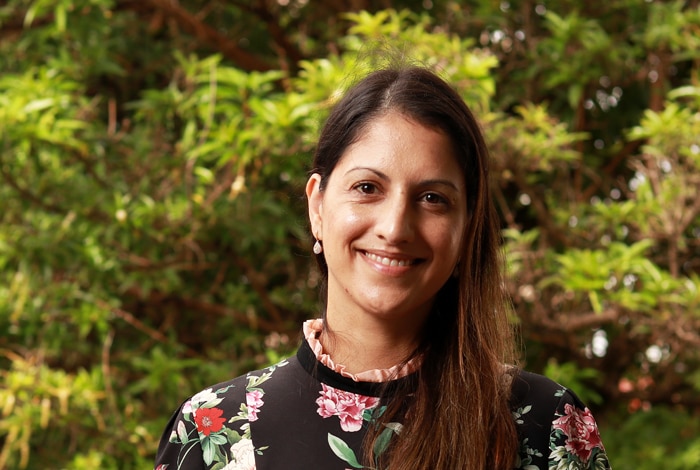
[
  {"left": 209, "top": 432, "right": 228, "bottom": 445},
  {"left": 176, "top": 420, "right": 189, "bottom": 444},
  {"left": 201, "top": 438, "right": 216, "bottom": 466},
  {"left": 23, "top": 98, "right": 55, "bottom": 114},
  {"left": 588, "top": 290, "right": 603, "bottom": 314},
  {"left": 372, "top": 426, "right": 394, "bottom": 457},
  {"left": 55, "top": 4, "right": 66, "bottom": 32},
  {"left": 327, "top": 433, "right": 364, "bottom": 469}
]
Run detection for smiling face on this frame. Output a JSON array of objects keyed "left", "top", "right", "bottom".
[{"left": 307, "top": 112, "right": 468, "bottom": 330}]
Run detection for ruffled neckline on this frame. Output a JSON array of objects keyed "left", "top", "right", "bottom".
[{"left": 302, "top": 318, "right": 420, "bottom": 383}]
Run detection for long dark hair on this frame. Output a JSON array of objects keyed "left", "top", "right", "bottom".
[{"left": 309, "top": 66, "right": 518, "bottom": 469}]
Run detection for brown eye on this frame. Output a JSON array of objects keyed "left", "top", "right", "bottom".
[
  {"left": 354, "top": 182, "right": 378, "bottom": 194},
  {"left": 422, "top": 192, "right": 447, "bottom": 205}
]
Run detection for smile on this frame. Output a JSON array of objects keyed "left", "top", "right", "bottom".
[{"left": 363, "top": 251, "right": 416, "bottom": 267}]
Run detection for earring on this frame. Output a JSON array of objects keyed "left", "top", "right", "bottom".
[{"left": 313, "top": 240, "right": 323, "bottom": 255}]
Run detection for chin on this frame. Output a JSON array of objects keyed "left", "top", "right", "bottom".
[{"left": 362, "top": 298, "right": 432, "bottom": 322}]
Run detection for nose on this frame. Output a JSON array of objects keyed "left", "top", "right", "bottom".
[{"left": 374, "top": 193, "right": 415, "bottom": 244}]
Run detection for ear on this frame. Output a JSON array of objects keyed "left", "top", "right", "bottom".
[{"left": 306, "top": 173, "right": 324, "bottom": 240}]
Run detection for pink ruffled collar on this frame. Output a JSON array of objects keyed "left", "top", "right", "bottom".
[{"left": 302, "top": 318, "right": 419, "bottom": 383}]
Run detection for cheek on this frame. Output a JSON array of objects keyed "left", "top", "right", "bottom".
[
  {"left": 430, "top": 218, "right": 465, "bottom": 248},
  {"left": 321, "top": 206, "right": 367, "bottom": 251},
  {"left": 325, "top": 205, "right": 368, "bottom": 235},
  {"left": 343, "top": 208, "right": 366, "bottom": 226},
  {"left": 434, "top": 230, "right": 466, "bottom": 265},
  {"left": 444, "top": 235, "right": 464, "bottom": 259}
]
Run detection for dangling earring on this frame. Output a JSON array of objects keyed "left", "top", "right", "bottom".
[{"left": 313, "top": 240, "right": 323, "bottom": 255}]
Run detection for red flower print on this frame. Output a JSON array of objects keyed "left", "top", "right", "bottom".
[
  {"left": 246, "top": 390, "right": 265, "bottom": 422},
  {"left": 552, "top": 404, "right": 604, "bottom": 463},
  {"left": 316, "top": 384, "right": 380, "bottom": 432},
  {"left": 194, "top": 407, "right": 226, "bottom": 436}
]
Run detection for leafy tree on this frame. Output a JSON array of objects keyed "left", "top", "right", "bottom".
[{"left": 1, "top": 1, "right": 698, "bottom": 468}]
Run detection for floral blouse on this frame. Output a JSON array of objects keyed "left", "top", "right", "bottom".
[{"left": 154, "top": 326, "right": 611, "bottom": 470}]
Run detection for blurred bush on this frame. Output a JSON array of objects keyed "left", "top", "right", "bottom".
[{"left": 0, "top": 1, "right": 699, "bottom": 468}]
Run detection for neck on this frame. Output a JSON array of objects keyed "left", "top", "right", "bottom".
[{"left": 321, "top": 310, "right": 426, "bottom": 374}]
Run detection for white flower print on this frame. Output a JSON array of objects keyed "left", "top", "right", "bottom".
[
  {"left": 189, "top": 388, "right": 223, "bottom": 409},
  {"left": 223, "top": 438, "right": 256, "bottom": 470}
]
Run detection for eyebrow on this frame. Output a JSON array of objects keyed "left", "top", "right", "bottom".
[{"left": 344, "top": 167, "right": 461, "bottom": 191}]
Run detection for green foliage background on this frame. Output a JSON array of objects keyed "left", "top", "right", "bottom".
[{"left": 1, "top": 0, "right": 699, "bottom": 468}]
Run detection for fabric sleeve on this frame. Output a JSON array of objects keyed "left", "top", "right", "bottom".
[
  {"left": 153, "top": 379, "right": 251, "bottom": 470},
  {"left": 153, "top": 399, "right": 206, "bottom": 470},
  {"left": 548, "top": 390, "right": 611, "bottom": 469}
]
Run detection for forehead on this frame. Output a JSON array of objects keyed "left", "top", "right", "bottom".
[{"left": 333, "top": 112, "right": 463, "bottom": 180}]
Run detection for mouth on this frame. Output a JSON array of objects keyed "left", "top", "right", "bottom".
[{"left": 362, "top": 251, "right": 418, "bottom": 267}]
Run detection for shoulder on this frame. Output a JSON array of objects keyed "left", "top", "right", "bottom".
[
  {"left": 510, "top": 369, "right": 591, "bottom": 437},
  {"left": 183, "top": 355, "right": 299, "bottom": 423},
  {"left": 510, "top": 369, "right": 611, "bottom": 470},
  {"left": 510, "top": 369, "right": 596, "bottom": 425},
  {"left": 511, "top": 369, "right": 568, "bottom": 403},
  {"left": 510, "top": 370, "right": 569, "bottom": 435},
  {"left": 154, "top": 356, "right": 298, "bottom": 469},
  {"left": 512, "top": 370, "right": 566, "bottom": 398},
  {"left": 191, "top": 354, "right": 299, "bottom": 403}
]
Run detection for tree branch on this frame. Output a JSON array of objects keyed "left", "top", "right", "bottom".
[
  {"left": 511, "top": 166, "right": 570, "bottom": 246},
  {"left": 232, "top": 0, "right": 304, "bottom": 71},
  {"left": 233, "top": 256, "right": 285, "bottom": 325},
  {"left": 0, "top": 163, "right": 66, "bottom": 214},
  {"left": 551, "top": 308, "right": 619, "bottom": 332},
  {"left": 143, "top": 0, "right": 274, "bottom": 71},
  {"left": 176, "top": 295, "right": 283, "bottom": 333}
]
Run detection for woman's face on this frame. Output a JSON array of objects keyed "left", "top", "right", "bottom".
[{"left": 307, "top": 112, "right": 468, "bottom": 326}]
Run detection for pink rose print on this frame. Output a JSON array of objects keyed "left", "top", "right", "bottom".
[
  {"left": 316, "top": 384, "right": 380, "bottom": 432},
  {"left": 246, "top": 390, "right": 265, "bottom": 422},
  {"left": 552, "top": 403, "right": 604, "bottom": 463}
]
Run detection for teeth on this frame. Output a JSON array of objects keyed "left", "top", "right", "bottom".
[{"left": 365, "top": 252, "right": 412, "bottom": 267}]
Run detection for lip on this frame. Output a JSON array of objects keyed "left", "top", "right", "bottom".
[{"left": 361, "top": 250, "right": 422, "bottom": 268}]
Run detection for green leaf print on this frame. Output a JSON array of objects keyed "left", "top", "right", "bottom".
[
  {"left": 513, "top": 404, "right": 532, "bottom": 425},
  {"left": 201, "top": 437, "right": 216, "bottom": 465},
  {"left": 176, "top": 420, "right": 189, "bottom": 444},
  {"left": 328, "top": 433, "right": 364, "bottom": 469},
  {"left": 224, "top": 427, "right": 243, "bottom": 444},
  {"left": 373, "top": 426, "right": 394, "bottom": 456},
  {"left": 209, "top": 432, "right": 228, "bottom": 445}
]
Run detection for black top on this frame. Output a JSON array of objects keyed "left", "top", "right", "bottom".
[{"left": 155, "top": 339, "right": 611, "bottom": 469}]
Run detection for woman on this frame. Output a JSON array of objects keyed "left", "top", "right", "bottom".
[{"left": 154, "top": 66, "right": 611, "bottom": 470}]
